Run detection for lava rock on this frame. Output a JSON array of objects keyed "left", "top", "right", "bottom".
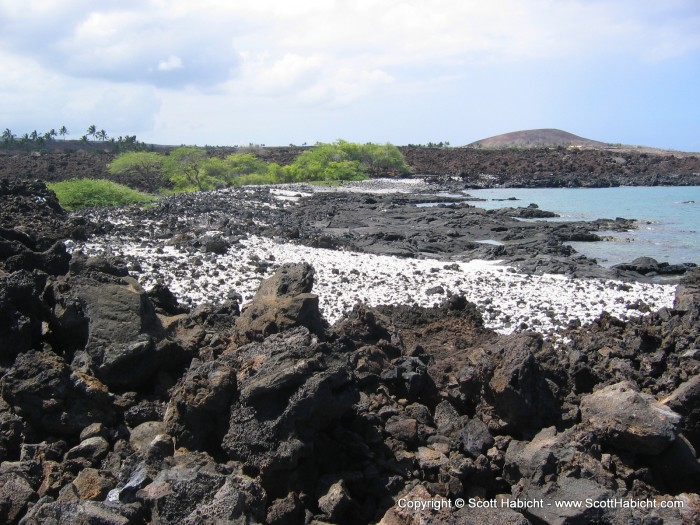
[
  {"left": 580, "top": 381, "right": 681, "bottom": 455},
  {"left": 233, "top": 262, "right": 326, "bottom": 343}
]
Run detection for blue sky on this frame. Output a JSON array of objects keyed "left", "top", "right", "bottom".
[{"left": 1, "top": 0, "right": 699, "bottom": 150}]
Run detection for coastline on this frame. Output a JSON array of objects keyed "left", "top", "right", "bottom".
[{"left": 1, "top": 178, "right": 699, "bottom": 524}]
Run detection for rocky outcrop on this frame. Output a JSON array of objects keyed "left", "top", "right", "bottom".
[
  {"left": 0, "top": 181, "right": 698, "bottom": 524},
  {"left": 580, "top": 381, "right": 681, "bottom": 455},
  {"left": 46, "top": 271, "right": 186, "bottom": 389},
  {"left": 232, "top": 262, "right": 326, "bottom": 344}
]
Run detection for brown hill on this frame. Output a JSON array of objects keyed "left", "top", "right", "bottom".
[{"left": 467, "top": 129, "right": 608, "bottom": 149}]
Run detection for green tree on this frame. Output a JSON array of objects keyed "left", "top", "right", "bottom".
[
  {"left": 58, "top": 126, "right": 68, "bottom": 140},
  {"left": 164, "top": 147, "right": 214, "bottom": 191},
  {"left": 97, "top": 129, "right": 108, "bottom": 141},
  {"left": 87, "top": 124, "right": 97, "bottom": 141},
  {"left": 2, "top": 128, "right": 14, "bottom": 145},
  {"left": 108, "top": 151, "right": 165, "bottom": 183}
]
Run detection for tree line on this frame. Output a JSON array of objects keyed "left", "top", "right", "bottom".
[
  {"left": 1, "top": 125, "right": 146, "bottom": 152},
  {"left": 108, "top": 141, "right": 412, "bottom": 191}
]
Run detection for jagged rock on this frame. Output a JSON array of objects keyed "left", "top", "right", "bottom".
[
  {"left": 19, "top": 498, "right": 142, "bottom": 525},
  {"left": 0, "top": 472, "right": 38, "bottom": 524},
  {"left": 518, "top": 477, "right": 613, "bottom": 525},
  {"left": 459, "top": 418, "right": 494, "bottom": 458},
  {"left": 663, "top": 374, "right": 700, "bottom": 450},
  {"left": 222, "top": 327, "right": 358, "bottom": 479},
  {"left": 317, "top": 480, "right": 353, "bottom": 521},
  {"left": 580, "top": 381, "right": 681, "bottom": 455},
  {"left": 202, "top": 235, "right": 229, "bottom": 255},
  {"left": 0, "top": 350, "right": 114, "bottom": 437},
  {"left": 233, "top": 262, "right": 325, "bottom": 344},
  {"left": 71, "top": 467, "right": 117, "bottom": 501},
  {"left": 163, "top": 357, "right": 237, "bottom": 452},
  {"left": 0, "top": 270, "right": 47, "bottom": 358},
  {"left": 68, "top": 254, "right": 129, "bottom": 278},
  {"left": 385, "top": 418, "right": 419, "bottom": 446},
  {"left": 266, "top": 492, "right": 305, "bottom": 525},
  {"left": 503, "top": 426, "right": 559, "bottom": 485},
  {"left": 416, "top": 446, "right": 448, "bottom": 471},
  {"left": 475, "top": 333, "right": 558, "bottom": 436},
  {"left": 136, "top": 452, "right": 266, "bottom": 525},
  {"left": 378, "top": 485, "right": 531, "bottom": 525},
  {"left": 2, "top": 241, "right": 70, "bottom": 275},
  {"left": 0, "top": 398, "right": 24, "bottom": 461},
  {"left": 80, "top": 423, "right": 109, "bottom": 442},
  {"left": 148, "top": 282, "right": 187, "bottom": 315},
  {"left": 47, "top": 273, "right": 186, "bottom": 389},
  {"left": 381, "top": 356, "right": 431, "bottom": 402},
  {"left": 674, "top": 268, "right": 700, "bottom": 312}
]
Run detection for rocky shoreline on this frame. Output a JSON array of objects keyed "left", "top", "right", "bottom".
[
  {"left": 1, "top": 179, "right": 699, "bottom": 524},
  {"left": 1, "top": 145, "right": 700, "bottom": 191}
]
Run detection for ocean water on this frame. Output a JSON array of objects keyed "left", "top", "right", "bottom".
[{"left": 462, "top": 186, "right": 700, "bottom": 267}]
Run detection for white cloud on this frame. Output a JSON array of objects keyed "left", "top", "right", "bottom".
[
  {"left": 157, "top": 55, "right": 184, "bottom": 72},
  {"left": 1, "top": 0, "right": 699, "bottom": 147}
]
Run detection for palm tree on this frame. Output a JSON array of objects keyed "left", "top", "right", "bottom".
[
  {"left": 29, "top": 130, "right": 39, "bottom": 141},
  {"left": 48, "top": 129, "right": 57, "bottom": 141},
  {"left": 58, "top": 126, "right": 68, "bottom": 140},
  {"left": 87, "top": 124, "right": 97, "bottom": 141},
  {"left": 96, "top": 129, "right": 108, "bottom": 142},
  {"left": 2, "top": 128, "right": 14, "bottom": 144}
]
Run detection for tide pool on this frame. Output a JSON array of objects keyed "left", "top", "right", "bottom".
[{"left": 465, "top": 186, "right": 700, "bottom": 266}]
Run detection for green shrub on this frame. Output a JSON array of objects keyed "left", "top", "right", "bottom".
[
  {"left": 283, "top": 140, "right": 410, "bottom": 181},
  {"left": 164, "top": 146, "right": 216, "bottom": 192},
  {"left": 108, "top": 151, "right": 165, "bottom": 183},
  {"left": 48, "top": 179, "right": 155, "bottom": 210}
]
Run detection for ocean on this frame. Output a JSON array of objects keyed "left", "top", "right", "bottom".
[{"left": 463, "top": 186, "right": 700, "bottom": 267}]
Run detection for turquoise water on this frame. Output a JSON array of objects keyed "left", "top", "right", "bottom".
[{"left": 463, "top": 187, "right": 700, "bottom": 266}]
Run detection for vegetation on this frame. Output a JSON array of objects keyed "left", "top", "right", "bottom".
[
  {"left": 47, "top": 179, "right": 155, "bottom": 210},
  {"left": 108, "top": 151, "right": 165, "bottom": 182},
  {"left": 1, "top": 124, "right": 149, "bottom": 153},
  {"left": 107, "top": 140, "right": 411, "bottom": 192}
]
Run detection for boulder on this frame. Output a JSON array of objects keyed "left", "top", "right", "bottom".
[
  {"left": 64, "top": 436, "right": 110, "bottom": 465},
  {"left": 47, "top": 274, "right": 185, "bottom": 389},
  {"left": 222, "top": 327, "right": 358, "bottom": 478},
  {"left": 136, "top": 452, "right": 266, "bottom": 525},
  {"left": 1, "top": 350, "right": 114, "bottom": 437},
  {"left": 0, "top": 270, "right": 46, "bottom": 359},
  {"left": 2, "top": 241, "right": 70, "bottom": 275},
  {"left": 475, "top": 333, "right": 558, "bottom": 436},
  {"left": 378, "top": 485, "right": 531, "bottom": 525},
  {"left": 266, "top": 492, "right": 305, "bottom": 525},
  {"left": 317, "top": 480, "right": 353, "bottom": 521},
  {"left": 518, "top": 477, "right": 613, "bottom": 525},
  {"left": 233, "top": 262, "right": 325, "bottom": 344},
  {"left": 459, "top": 418, "right": 494, "bottom": 458},
  {"left": 580, "top": 381, "right": 681, "bottom": 455},
  {"left": 662, "top": 374, "right": 700, "bottom": 450},
  {"left": 71, "top": 467, "right": 117, "bottom": 501},
  {"left": 163, "top": 357, "right": 237, "bottom": 451},
  {"left": 0, "top": 472, "right": 38, "bottom": 524},
  {"left": 19, "top": 499, "right": 140, "bottom": 525}
]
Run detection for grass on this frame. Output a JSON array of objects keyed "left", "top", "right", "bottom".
[{"left": 48, "top": 178, "right": 156, "bottom": 210}]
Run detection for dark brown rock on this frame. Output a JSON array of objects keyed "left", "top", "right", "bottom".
[
  {"left": 580, "top": 381, "right": 681, "bottom": 455},
  {"left": 233, "top": 262, "right": 325, "bottom": 344}
]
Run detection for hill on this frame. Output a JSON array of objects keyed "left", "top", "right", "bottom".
[{"left": 467, "top": 128, "right": 608, "bottom": 149}]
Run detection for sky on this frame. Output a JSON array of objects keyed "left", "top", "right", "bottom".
[{"left": 1, "top": 0, "right": 699, "bottom": 150}]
